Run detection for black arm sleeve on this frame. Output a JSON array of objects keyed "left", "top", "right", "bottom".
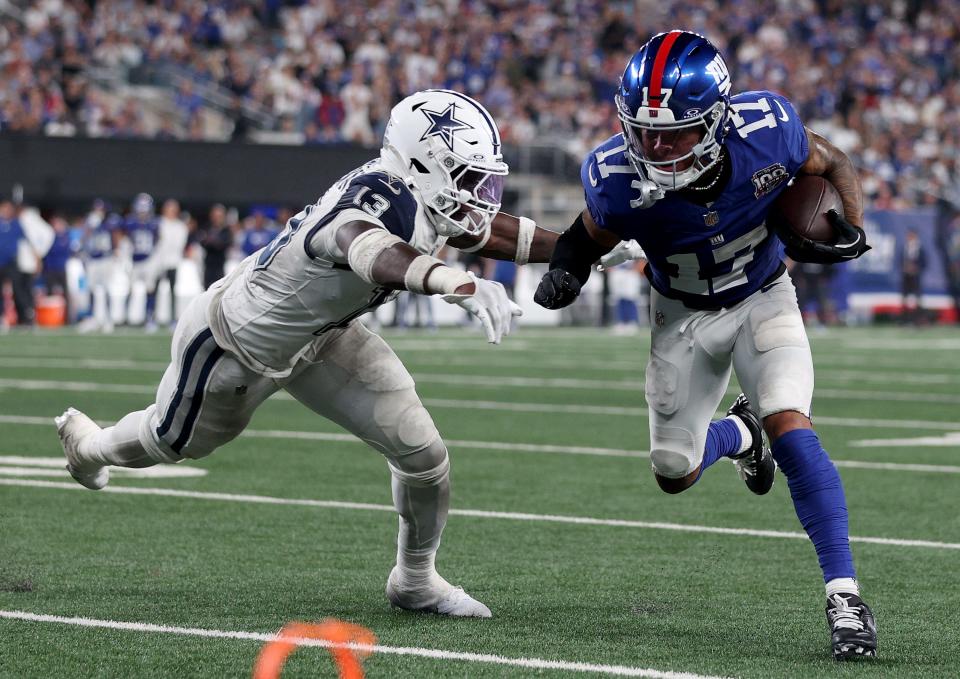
[{"left": 549, "top": 214, "right": 611, "bottom": 285}]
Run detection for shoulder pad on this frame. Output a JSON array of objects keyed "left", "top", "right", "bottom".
[
  {"left": 580, "top": 136, "right": 636, "bottom": 231},
  {"left": 337, "top": 172, "right": 418, "bottom": 241}
]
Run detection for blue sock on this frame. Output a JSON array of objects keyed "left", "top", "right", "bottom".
[
  {"left": 695, "top": 418, "right": 742, "bottom": 481},
  {"left": 772, "top": 428, "right": 856, "bottom": 583}
]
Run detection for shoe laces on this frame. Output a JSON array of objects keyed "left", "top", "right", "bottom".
[{"left": 828, "top": 594, "right": 865, "bottom": 631}]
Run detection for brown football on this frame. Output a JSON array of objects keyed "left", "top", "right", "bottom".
[{"left": 770, "top": 175, "right": 843, "bottom": 243}]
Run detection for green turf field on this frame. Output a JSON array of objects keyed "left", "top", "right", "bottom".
[{"left": 0, "top": 325, "right": 958, "bottom": 678}]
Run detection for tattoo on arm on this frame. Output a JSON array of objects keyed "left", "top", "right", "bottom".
[{"left": 801, "top": 128, "right": 864, "bottom": 227}]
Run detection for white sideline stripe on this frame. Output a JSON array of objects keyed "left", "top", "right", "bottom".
[
  {"left": 3, "top": 478, "right": 959, "bottom": 551},
  {"left": 0, "top": 455, "right": 208, "bottom": 478},
  {"left": 3, "top": 371, "right": 959, "bottom": 405},
  {"left": 4, "top": 414, "right": 960, "bottom": 470},
  {"left": 0, "top": 611, "right": 727, "bottom": 679},
  {"left": 6, "top": 354, "right": 956, "bottom": 386},
  {"left": 3, "top": 374, "right": 960, "bottom": 430}
]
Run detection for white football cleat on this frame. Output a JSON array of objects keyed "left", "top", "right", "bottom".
[
  {"left": 55, "top": 408, "right": 109, "bottom": 490},
  {"left": 386, "top": 567, "right": 492, "bottom": 618}
]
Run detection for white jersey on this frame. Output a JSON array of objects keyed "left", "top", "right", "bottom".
[{"left": 208, "top": 159, "right": 443, "bottom": 378}]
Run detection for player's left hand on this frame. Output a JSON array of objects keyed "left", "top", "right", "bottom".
[
  {"left": 785, "top": 209, "right": 871, "bottom": 264},
  {"left": 597, "top": 239, "right": 645, "bottom": 271},
  {"left": 534, "top": 269, "right": 581, "bottom": 309}
]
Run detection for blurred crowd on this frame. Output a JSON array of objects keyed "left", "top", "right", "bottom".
[{"left": 2, "top": 0, "right": 960, "bottom": 210}]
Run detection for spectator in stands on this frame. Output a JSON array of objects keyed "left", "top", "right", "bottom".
[
  {"left": 196, "top": 203, "right": 233, "bottom": 289},
  {"left": 0, "top": 200, "right": 25, "bottom": 331},
  {"left": 900, "top": 228, "right": 927, "bottom": 324}
]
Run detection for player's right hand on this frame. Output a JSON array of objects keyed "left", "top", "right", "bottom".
[
  {"left": 442, "top": 273, "right": 522, "bottom": 344},
  {"left": 534, "top": 269, "right": 581, "bottom": 310}
]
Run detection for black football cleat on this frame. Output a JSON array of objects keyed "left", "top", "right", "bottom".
[
  {"left": 826, "top": 593, "right": 878, "bottom": 660},
  {"left": 726, "top": 393, "right": 776, "bottom": 495}
]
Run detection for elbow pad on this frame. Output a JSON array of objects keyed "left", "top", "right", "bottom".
[{"left": 550, "top": 214, "right": 610, "bottom": 285}]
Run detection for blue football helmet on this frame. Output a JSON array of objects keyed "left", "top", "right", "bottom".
[{"left": 615, "top": 30, "right": 731, "bottom": 190}]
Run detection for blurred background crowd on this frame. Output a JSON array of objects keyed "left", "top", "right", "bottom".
[
  {"left": 3, "top": 0, "right": 960, "bottom": 210},
  {"left": 2, "top": 0, "right": 959, "bottom": 330}
]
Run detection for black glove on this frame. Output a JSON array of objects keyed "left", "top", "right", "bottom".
[
  {"left": 782, "top": 209, "right": 871, "bottom": 264},
  {"left": 534, "top": 269, "right": 582, "bottom": 309}
]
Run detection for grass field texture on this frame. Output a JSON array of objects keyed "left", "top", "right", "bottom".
[{"left": 0, "top": 325, "right": 958, "bottom": 678}]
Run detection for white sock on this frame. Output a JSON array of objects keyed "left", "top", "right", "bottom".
[
  {"left": 396, "top": 546, "right": 438, "bottom": 590},
  {"left": 726, "top": 415, "right": 753, "bottom": 454},
  {"left": 826, "top": 577, "right": 860, "bottom": 598},
  {"left": 86, "top": 411, "right": 157, "bottom": 468}
]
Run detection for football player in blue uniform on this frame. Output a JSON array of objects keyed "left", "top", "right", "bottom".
[
  {"left": 534, "top": 31, "right": 875, "bottom": 660},
  {"left": 83, "top": 200, "right": 122, "bottom": 332},
  {"left": 124, "top": 193, "right": 161, "bottom": 328}
]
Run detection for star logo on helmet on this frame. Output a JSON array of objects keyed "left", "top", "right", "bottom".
[{"left": 419, "top": 103, "right": 474, "bottom": 151}]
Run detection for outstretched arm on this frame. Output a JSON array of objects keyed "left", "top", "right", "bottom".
[
  {"left": 335, "top": 220, "right": 473, "bottom": 294},
  {"left": 801, "top": 128, "right": 863, "bottom": 228},
  {"left": 334, "top": 221, "right": 520, "bottom": 343},
  {"left": 446, "top": 212, "right": 560, "bottom": 264}
]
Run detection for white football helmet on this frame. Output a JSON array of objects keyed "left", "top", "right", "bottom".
[{"left": 381, "top": 89, "right": 508, "bottom": 239}]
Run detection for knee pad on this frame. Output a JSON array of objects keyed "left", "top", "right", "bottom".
[
  {"left": 388, "top": 436, "right": 449, "bottom": 488},
  {"left": 649, "top": 424, "right": 699, "bottom": 478}
]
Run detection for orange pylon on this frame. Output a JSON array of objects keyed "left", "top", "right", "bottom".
[{"left": 253, "top": 620, "right": 377, "bottom": 679}]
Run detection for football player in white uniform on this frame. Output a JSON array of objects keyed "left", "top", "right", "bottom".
[{"left": 56, "top": 90, "right": 559, "bottom": 618}]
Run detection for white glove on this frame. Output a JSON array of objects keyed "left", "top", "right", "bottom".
[
  {"left": 442, "top": 272, "right": 523, "bottom": 344},
  {"left": 629, "top": 177, "right": 665, "bottom": 209},
  {"left": 598, "top": 239, "right": 646, "bottom": 271}
]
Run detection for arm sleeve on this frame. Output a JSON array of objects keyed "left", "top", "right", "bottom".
[{"left": 304, "top": 172, "right": 419, "bottom": 260}]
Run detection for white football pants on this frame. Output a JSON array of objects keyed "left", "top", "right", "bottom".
[
  {"left": 90, "top": 289, "right": 449, "bottom": 572},
  {"left": 645, "top": 271, "right": 814, "bottom": 478}
]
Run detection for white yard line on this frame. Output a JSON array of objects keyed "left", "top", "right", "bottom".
[
  {"left": 2, "top": 414, "right": 959, "bottom": 469},
  {"left": 3, "top": 479, "right": 958, "bottom": 550},
  {"left": 5, "top": 354, "right": 956, "bottom": 385},
  {"left": 0, "top": 375, "right": 960, "bottom": 431},
  {"left": 2, "top": 374, "right": 960, "bottom": 409},
  {"left": 0, "top": 610, "right": 729, "bottom": 679}
]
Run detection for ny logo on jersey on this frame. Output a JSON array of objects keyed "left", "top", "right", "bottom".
[
  {"left": 752, "top": 163, "right": 789, "bottom": 198},
  {"left": 419, "top": 103, "right": 474, "bottom": 151}
]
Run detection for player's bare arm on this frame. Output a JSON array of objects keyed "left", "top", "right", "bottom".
[
  {"left": 335, "top": 220, "right": 475, "bottom": 295},
  {"left": 801, "top": 128, "right": 863, "bottom": 227},
  {"left": 533, "top": 208, "right": 620, "bottom": 309},
  {"left": 446, "top": 212, "right": 559, "bottom": 264},
  {"left": 781, "top": 128, "right": 871, "bottom": 264},
  {"left": 335, "top": 219, "right": 521, "bottom": 344}
]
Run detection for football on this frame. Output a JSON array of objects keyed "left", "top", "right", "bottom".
[{"left": 770, "top": 175, "right": 844, "bottom": 243}]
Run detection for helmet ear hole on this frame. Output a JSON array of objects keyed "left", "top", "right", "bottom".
[{"left": 410, "top": 158, "right": 430, "bottom": 174}]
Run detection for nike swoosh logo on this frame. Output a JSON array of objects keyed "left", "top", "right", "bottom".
[
  {"left": 377, "top": 177, "right": 403, "bottom": 196},
  {"left": 588, "top": 163, "right": 598, "bottom": 187},
  {"left": 774, "top": 100, "right": 790, "bottom": 122}
]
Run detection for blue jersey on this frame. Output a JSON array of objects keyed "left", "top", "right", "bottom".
[
  {"left": 85, "top": 213, "right": 120, "bottom": 260},
  {"left": 582, "top": 90, "right": 809, "bottom": 309},
  {"left": 124, "top": 216, "right": 159, "bottom": 262}
]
